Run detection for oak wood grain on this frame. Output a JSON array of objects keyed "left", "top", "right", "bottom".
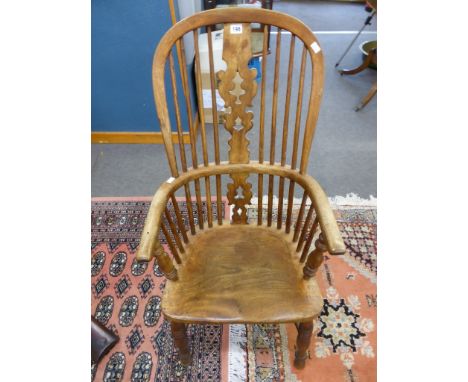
[{"left": 162, "top": 224, "right": 323, "bottom": 324}]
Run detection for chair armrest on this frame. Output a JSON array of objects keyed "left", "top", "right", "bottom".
[
  {"left": 300, "top": 174, "right": 346, "bottom": 255},
  {"left": 136, "top": 181, "right": 173, "bottom": 262},
  {"left": 136, "top": 162, "right": 346, "bottom": 261}
]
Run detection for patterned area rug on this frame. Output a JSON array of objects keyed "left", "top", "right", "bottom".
[{"left": 91, "top": 197, "right": 376, "bottom": 382}]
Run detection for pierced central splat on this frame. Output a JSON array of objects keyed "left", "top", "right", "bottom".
[
  {"left": 233, "top": 185, "right": 246, "bottom": 201},
  {"left": 217, "top": 23, "right": 257, "bottom": 224}
]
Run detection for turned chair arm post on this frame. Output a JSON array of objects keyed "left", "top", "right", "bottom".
[
  {"left": 303, "top": 233, "right": 327, "bottom": 279},
  {"left": 154, "top": 245, "right": 179, "bottom": 281}
]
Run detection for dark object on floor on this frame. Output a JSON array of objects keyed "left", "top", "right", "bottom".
[{"left": 91, "top": 316, "right": 119, "bottom": 365}]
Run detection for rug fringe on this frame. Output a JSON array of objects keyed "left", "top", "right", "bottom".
[
  {"left": 249, "top": 193, "right": 377, "bottom": 208},
  {"left": 228, "top": 324, "right": 248, "bottom": 382},
  {"left": 329, "top": 193, "right": 377, "bottom": 207}
]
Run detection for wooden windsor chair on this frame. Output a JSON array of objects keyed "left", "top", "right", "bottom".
[{"left": 136, "top": 7, "right": 346, "bottom": 369}]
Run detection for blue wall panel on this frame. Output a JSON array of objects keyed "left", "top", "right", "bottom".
[{"left": 92, "top": 0, "right": 188, "bottom": 132}]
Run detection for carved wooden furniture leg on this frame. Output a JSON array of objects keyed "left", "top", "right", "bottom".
[
  {"left": 339, "top": 48, "right": 376, "bottom": 76},
  {"left": 171, "top": 321, "right": 191, "bottom": 365},
  {"left": 303, "top": 233, "right": 327, "bottom": 279},
  {"left": 355, "top": 81, "right": 377, "bottom": 111},
  {"left": 294, "top": 321, "right": 314, "bottom": 369}
]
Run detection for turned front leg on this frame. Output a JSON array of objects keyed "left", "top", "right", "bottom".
[
  {"left": 171, "top": 322, "right": 190, "bottom": 365},
  {"left": 294, "top": 321, "right": 314, "bottom": 369},
  {"left": 303, "top": 233, "right": 327, "bottom": 279}
]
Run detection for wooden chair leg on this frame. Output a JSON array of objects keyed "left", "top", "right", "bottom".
[
  {"left": 170, "top": 321, "right": 191, "bottom": 365},
  {"left": 355, "top": 81, "right": 377, "bottom": 111},
  {"left": 294, "top": 321, "right": 314, "bottom": 369}
]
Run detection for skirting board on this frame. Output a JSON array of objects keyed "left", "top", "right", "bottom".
[
  {"left": 91, "top": 132, "right": 191, "bottom": 144},
  {"left": 92, "top": 113, "right": 199, "bottom": 144}
]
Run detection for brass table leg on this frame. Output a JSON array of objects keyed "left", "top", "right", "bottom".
[{"left": 339, "top": 48, "right": 376, "bottom": 76}]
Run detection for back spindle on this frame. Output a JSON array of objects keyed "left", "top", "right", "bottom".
[
  {"left": 167, "top": 44, "right": 197, "bottom": 234},
  {"left": 168, "top": 52, "right": 188, "bottom": 174},
  {"left": 207, "top": 25, "right": 223, "bottom": 226},
  {"left": 204, "top": 177, "right": 213, "bottom": 228},
  {"left": 267, "top": 27, "right": 282, "bottom": 226},
  {"left": 161, "top": 222, "right": 181, "bottom": 265},
  {"left": 297, "top": 204, "right": 314, "bottom": 252},
  {"left": 193, "top": 28, "right": 214, "bottom": 228},
  {"left": 183, "top": 183, "right": 196, "bottom": 235},
  {"left": 300, "top": 215, "right": 319, "bottom": 263},
  {"left": 257, "top": 24, "right": 269, "bottom": 225},
  {"left": 164, "top": 208, "right": 185, "bottom": 260},
  {"left": 299, "top": 46, "right": 322, "bottom": 174},
  {"left": 285, "top": 46, "right": 308, "bottom": 233},
  {"left": 169, "top": 194, "right": 189, "bottom": 243},
  {"left": 194, "top": 181, "right": 204, "bottom": 230},
  {"left": 277, "top": 35, "right": 296, "bottom": 229},
  {"left": 293, "top": 192, "right": 308, "bottom": 242},
  {"left": 175, "top": 35, "right": 204, "bottom": 230}
]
